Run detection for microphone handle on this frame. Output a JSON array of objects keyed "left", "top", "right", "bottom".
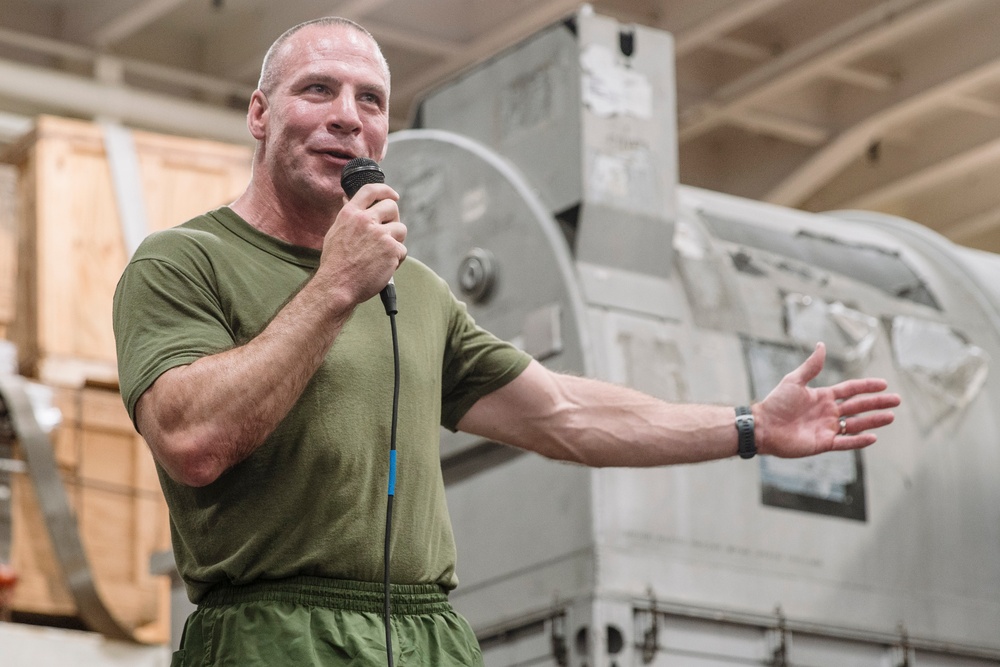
[
  {"left": 380, "top": 278, "right": 397, "bottom": 316},
  {"left": 339, "top": 159, "right": 397, "bottom": 315}
]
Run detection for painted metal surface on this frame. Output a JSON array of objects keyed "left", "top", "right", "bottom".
[{"left": 383, "top": 8, "right": 1000, "bottom": 666}]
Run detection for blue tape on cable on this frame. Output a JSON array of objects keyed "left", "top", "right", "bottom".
[{"left": 388, "top": 450, "right": 397, "bottom": 496}]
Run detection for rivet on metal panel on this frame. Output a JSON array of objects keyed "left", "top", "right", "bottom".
[{"left": 457, "top": 248, "right": 496, "bottom": 303}]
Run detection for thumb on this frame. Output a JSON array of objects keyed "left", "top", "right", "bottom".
[{"left": 783, "top": 342, "right": 825, "bottom": 387}]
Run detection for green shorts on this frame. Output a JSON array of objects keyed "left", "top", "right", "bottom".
[{"left": 171, "top": 577, "right": 484, "bottom": 666}]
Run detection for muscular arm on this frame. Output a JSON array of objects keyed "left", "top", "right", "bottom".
[
  {"left": 135, "top": 275, "right": 352, "bottom": 487},
  {"left": 133, "top": 184, "right": 405, "bottom": 487},
  {"left": 456, "top": 343, "right": 900, "bottom": 466}
]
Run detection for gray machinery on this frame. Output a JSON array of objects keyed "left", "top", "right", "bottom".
[{"left": 380, "top": 7, "right": 1000, "bottom": 667}]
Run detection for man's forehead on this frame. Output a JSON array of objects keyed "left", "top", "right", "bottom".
[
  {"left": 283, "top": 25, "right": 385, "bottom": 76},
  {"left": 295, "top": 24, "right": 371, "bottom": 52}
]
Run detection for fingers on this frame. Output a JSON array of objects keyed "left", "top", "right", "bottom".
[
  {"left": 828, "top": 386, "right": 898, "bottom": 452},
  {"left": 323, "top": 182, "right": 406, "bottom": 304},
  {"left": 783, "top": 342, "right": 825, "bottom": 387},
  {"left": 341, "top": 183, "right": 404, "bottom": 242},
  {"left": 830, "top": 433, "right": 878, "bottom": 450},
  {"left": 343, "top": 182, "right": 399, "bottom": 210},
  {"left": 836, "top": 410, "right": 895, "bottom": 437},
  {"left": 829, "top": 410, "right": 894, "bottom": 451},
  {"left": 830, "top": 376, "right": 889, "bottom": 401},
  {"left": 830, "top": 377, "right": 900, "bottom": 444},
  {"left": 836, "top": 391, "right": 901, "bottom": 417}
]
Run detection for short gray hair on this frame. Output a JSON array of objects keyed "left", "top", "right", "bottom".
[{"left": 257, "top": 17, "right": 391, "bottom": 95}]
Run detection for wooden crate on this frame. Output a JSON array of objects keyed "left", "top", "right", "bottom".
[
  {"left": 9, "top": 384, "right": 171, "bottom": 644},
  {"left": 0, "top": 115, "right": 252, "bottom": 387}
]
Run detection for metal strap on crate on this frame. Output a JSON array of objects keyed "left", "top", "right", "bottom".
[
  {"left": 101, "top": 120, "right": 149, "bottom": 259},
  {"left": 0, "top": 397, "right": 15, "bottom": 567},
  {"left": 0, "top": 373, "right": 131, "bottom": 640}
]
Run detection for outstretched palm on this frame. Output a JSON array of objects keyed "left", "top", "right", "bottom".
[{"left": 758, "top": 343, "right": 900, "bottom": 458}]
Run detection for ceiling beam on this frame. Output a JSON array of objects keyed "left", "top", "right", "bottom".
[
  {"left": 672, "top": 0, "right": 792, "bottom": 56},
  {"left": 765, "top": 52, "right": 1000, "bottom": 206},
  {"left": 728, "top": 108, "right": 830, "bottom": 146},
  {"left": 945, "top": 94, "right": 1000, "bottom": 118},
  {"left": 0, "top": 26, "right": 254, "bottom": 101},
  {"left": 824, "top": 65, "right": 895, "bottom": 92},
  {"left": 948, "top": 205, "right": 1000, "bottom": 244},
  {"left": 678, "top": 0, "right": 947, "bottom": 141},
  {"left": 335, "top": 0, "right": 392, "bottom": 19},
  {"left": 0, "top": 25, "right": 91, "bottom": 62},
  {"left": 209, "top": 0, "right": 394, "bottom": 82},
  {"left": 62, "top": 0, "right": 188, "bottom": 48},
  {"left": 706, "top": 37, "right": 773, "bottom": 61},
  {"left": 0, "top": 56, "right": 250, "bottom": 145},
  {"left": 366, "top": 21, "right": 461, "bottom": 58},
  {"left": 846, "top": 133, "right": 1000, "bottom": 211}
]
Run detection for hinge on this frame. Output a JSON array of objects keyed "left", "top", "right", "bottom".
[
  {"left": 765, "top": 607, "right": 789, "bottom": 667},
  {"left": 551, "top": 612, "right": 569, "bottom": 666},
  {"left": 635, "top": 589, "right": 659, "bottom": 664},
  {"left": 889, "top": 626, "right": 912, "bottom": 667}
]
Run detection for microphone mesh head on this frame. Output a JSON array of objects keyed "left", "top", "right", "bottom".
[{"left": 341, "top": 157, "right": 385, "bottom": 198}]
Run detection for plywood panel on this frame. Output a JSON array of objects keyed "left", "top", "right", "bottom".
[{"left": 1, "top": 116, "right": 252, "bottom": 387}]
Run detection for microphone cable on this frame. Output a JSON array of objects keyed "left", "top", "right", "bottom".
[
  {"left": 340, "top": 157, "right": 400, "bottom": 667},
  {"left": 382, "top": 285, "right": 399, "bottom": 667}
]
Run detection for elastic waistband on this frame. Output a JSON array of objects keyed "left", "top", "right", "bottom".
[{"left": 200, "top": 576, "right": 452, "bottom": 616}]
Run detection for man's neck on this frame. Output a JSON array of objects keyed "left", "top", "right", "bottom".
[{"left": 230, "top": 185, "right": 339, "bottom": 250}]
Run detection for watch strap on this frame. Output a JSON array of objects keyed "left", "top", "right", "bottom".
[{"left": 735, "top": 405, "right": 756, "bottom": 459}]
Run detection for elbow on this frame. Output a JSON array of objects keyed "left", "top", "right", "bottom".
[
  {"left": 135, "top": 383, "right": 230, "bottom": 487},
  {"left": 145, "top": 427, "right": 227, "bottom": 488},
  {"left": 168, "top": 448, "right": 225, "bottom": 488},
  {"left": 143, "top": 429, "right": 226, "bottom": 487}
]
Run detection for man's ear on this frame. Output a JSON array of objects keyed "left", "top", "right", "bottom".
[{"left": 247, "top": 90, "right": 269, "bottom": 141}]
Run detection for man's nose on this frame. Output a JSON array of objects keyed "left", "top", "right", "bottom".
[{"left": 328, "top": 92, "right": 362, "bottom": 133}]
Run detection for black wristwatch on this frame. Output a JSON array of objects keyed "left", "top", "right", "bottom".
[{"left": 735, "top": 405, "right": 756, "bottom": 459}]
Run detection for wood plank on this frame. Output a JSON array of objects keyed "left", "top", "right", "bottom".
[{"left": 2, "top": 115, "right": 252, "bottom": 387}]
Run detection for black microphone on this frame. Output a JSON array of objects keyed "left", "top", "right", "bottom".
[{"left": 341, "top": 157, "right": 397, "bottom": 315}]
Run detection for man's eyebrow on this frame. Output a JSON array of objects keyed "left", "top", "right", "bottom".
[
  {"left": 292, "top": 71, "right": 387, "bottom": 99},
  {"left": 292, "top": 71, "right": 339, "bottom": 87}
]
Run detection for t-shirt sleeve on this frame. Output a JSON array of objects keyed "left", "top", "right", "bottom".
[
  {"left": 439, "top": 294, "right": 532, "bottom": 431},
  {"left": 113, "top": 237, "right": 235, "bottom": 426}
]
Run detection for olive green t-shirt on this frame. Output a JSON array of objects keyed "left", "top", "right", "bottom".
[{"left": 113, "top": 207, "right": 530, "bottom": 603}]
